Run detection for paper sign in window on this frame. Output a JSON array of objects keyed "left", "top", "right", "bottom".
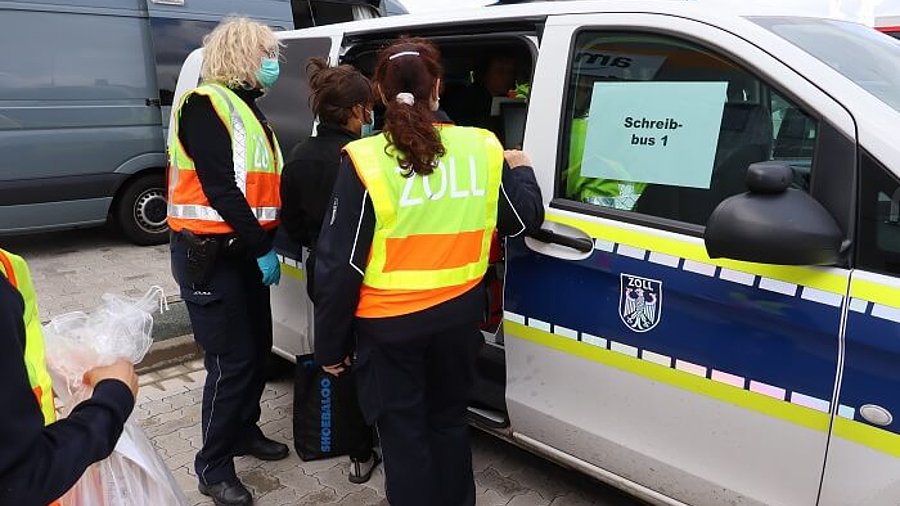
[{"left": 580, "top": 81, "right": 728, "bottom": 189}]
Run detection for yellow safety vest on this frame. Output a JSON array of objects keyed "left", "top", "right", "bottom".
[
  {"left": 343, "top": 126, "right": 503, "bottom": 318},
  {"left": 167, "top": 83, "right": 283, "bottom": 234},
  {"left": 0, "top": 249, "right": 56, "bottom": 425}
]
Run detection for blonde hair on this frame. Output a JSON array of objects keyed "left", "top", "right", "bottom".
[{"left": 200, "top": 17, "right": 281, "bottom": 89}]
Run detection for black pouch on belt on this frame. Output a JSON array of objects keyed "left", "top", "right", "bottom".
[{"left": 182, "top": 230, "right": 221, "bottom": 289}]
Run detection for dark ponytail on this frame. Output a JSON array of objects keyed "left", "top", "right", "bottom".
[
  {"left": 373, "top": 38, "right": 445, "bottom": 176},
  {"left": 306, "top": 57, "right": 373, "bottom": 126}
]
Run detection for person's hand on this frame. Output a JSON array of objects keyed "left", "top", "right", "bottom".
[
  {"left": 322, "top": 356, "right": 352, "bottom": 377},
  {"left": 504, "top": 150, "right": 532, "bottom": 169},
  {"left": 256, "top": 249, "right": 281, "bottom": 286},
  {"left": 84, "top": 359, "right": 138, "bottom": 400}
]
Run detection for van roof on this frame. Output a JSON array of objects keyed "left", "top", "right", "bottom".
[{"left": 277, "top": 0, "right": 843, "bottom": 39}]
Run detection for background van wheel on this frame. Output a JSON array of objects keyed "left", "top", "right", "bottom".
[{"left": 116, "top": 173, "right": 169, "bottom": 245}]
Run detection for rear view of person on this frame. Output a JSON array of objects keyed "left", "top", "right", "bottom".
[
  {"left": 279, "top": 57, "right": 380, "bottom": 483},
  {"left": 313, "top": 38, "right": 544, "bottom": 505}
]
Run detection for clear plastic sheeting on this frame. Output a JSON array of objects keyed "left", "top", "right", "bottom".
[{"left": 43, "top": 286, "right": 188, "bottom": 506}]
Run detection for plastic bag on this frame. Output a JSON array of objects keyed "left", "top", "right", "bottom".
[
  {"left": 43, "top": 286, "right": 188, "bottom": 506},
  {"left": 57, "top": 423, "right": 188, "bottom": 506}
]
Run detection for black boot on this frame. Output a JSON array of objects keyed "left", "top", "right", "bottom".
[
  {"left": 234, "top": 435, "right": 289, "bottom": 461},
  {"left": 198, "top": 479, "right": 253, "bottom": 506}
]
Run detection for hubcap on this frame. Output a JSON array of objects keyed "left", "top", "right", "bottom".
[{"left": 133, "top": 188, "right": 168, "bottom": 235}]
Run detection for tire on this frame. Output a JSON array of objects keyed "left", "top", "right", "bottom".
[{"left": 115, "top": 173, "right": 169, "bottom": 246}]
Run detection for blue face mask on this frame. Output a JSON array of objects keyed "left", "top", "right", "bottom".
[
  {"left": 256, "top": 57, "right": 280, "bottom": 89},
  {"left": 360, "top": 109, "right": 375, "bottom": 137}
]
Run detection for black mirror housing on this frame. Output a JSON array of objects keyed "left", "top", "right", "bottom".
[
  {"left": 705, "top": 189, "right": 844, "bottom": 266},
  {"left": 746, "top": 161, "right": 793, "bottom": 194}
]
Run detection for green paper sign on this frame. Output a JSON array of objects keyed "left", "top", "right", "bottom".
[{"left": 581, "top": 81, "right": 728, "bottom": 189}]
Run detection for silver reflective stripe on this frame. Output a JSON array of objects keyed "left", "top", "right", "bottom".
[
  {"left": 206, "top": 85, "right": 248, "bottom": 196},
  {"left": 254, "top": 207, "right": 280, "bottom": 221},
  {"left": 169, "top": 204, "right": 279, "bottom": 222},
  {"left": 169, "top": 204, "right": 226, "bottom": 222}
]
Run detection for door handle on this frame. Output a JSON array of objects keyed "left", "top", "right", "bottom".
[
  {"left": 529, "top": 228, "right": 594, "bottom": 253},
  {"left": 524, "top": 222, "right": 594, "bottom": 261}
]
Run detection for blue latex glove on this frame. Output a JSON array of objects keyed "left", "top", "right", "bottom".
[{"left": 256, "top": 249, "right": 281, "bottom": 286}]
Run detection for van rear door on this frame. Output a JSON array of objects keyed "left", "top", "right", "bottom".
[{"left": 261, "top": 29, "right": 343, "bottom": 360}]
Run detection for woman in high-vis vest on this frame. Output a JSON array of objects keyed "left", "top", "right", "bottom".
[
  {"left": 313, "top": 38, "right": 544, "bottom": 505},
  {"left": 167, "top": 18, "right": 288, "bottom": 506},
  {"left": 0, "top": 249, "right": 138, "bottom": 506}
]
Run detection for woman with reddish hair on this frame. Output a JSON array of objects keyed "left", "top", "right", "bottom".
[{"left": 313, "top": 38, "right": 543, "bottom": 505}]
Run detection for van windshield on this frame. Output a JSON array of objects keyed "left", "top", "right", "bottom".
[{"left": 753, "top": 17, "right": 900, "bottom": 113}]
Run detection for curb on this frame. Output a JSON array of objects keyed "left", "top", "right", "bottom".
[{"left": 137, "top": 333, "right": 202, "bottom": 375}]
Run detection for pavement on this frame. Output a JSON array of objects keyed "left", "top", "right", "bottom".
[
  {"left": 2, "top": 227, "right": 179, "bottom": 321},
  {"left": 139, "top": 357, "right": 646, "bottom": 506}
]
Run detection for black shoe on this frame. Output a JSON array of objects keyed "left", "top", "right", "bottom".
[
  {"left": 198, "top": 480, "right": 253, "bottom": 506},
  {"left": 234, "top": 435, "right": 289, "bottom": 461},
  {"left": 348, "top": 452, "right": 382, "bottom": 484}
]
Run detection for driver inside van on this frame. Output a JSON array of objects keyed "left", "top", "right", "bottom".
[{"left": 443, "top": 54, "right": 518, "bottom": 139}]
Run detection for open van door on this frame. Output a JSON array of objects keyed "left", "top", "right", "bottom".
[
  {"left": 170, "top": 27, "right": 344, "bottom": 361},
  {"left": 262, "top": 28, "right": 344, "bottom": 361}
]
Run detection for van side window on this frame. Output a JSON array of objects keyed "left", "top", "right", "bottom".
[
  {"left": 857, "top": 152, "right": 900, "bottom": 275},
  {"left": 149, "top": 18, "right": 219, "bottom": 106},
  {"left": 558, "top": 32, "right": 818, "bottom": 227},
  {"left": 0, "top": 10, "right": 151, "bottom": 101}
]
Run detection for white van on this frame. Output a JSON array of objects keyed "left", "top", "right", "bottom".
[{"left": 172, "top": 2, "right": 900, "bottom": 504}]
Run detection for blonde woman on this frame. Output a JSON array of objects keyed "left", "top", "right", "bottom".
[{"left": 167, "top": 17, "right": 286, "bottom": 506}]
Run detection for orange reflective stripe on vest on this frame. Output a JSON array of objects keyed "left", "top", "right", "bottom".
[
  {"left": 0, "top": 251, "right": 17, "bottom": 288},
  {"left": 383, "top": 229, "right": 486, "bottom": 272}
]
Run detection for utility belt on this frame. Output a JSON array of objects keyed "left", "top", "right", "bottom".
[{"left": 172, "top": 230, "right": 250, "bottom": 289}]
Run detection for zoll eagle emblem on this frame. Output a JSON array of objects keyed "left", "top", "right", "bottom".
[{"left": 620, "top": 274, "right": 662, "bottom": 333}]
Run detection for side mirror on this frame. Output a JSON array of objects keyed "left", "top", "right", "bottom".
[{"left": 705, "top": 161, "right": 844, "bottom": 266}]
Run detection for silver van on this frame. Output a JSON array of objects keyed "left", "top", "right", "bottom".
[{"left": 0, "top": 0, "right": 402, "bottom": 245}]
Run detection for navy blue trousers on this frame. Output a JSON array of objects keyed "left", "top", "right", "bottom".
[
  {"left": 171, "top": 236, "right": 272, "bottom": 485},
  {"left": 354, "top": 322, "right": 484, "bottom": 506}
]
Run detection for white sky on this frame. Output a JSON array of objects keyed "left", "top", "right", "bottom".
[{"left": 400, "top": 0, "right": 900, "bottom": 25}]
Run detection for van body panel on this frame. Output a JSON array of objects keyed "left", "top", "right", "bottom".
[
  {"left": 0, "top": 4, "right": 164, "bottom": 235},
  {"left": 113, "top": 152, "right": 167, "bottom": 175},
  {"left": 2, "top": 198, "right": 111, "bottom": 232}
]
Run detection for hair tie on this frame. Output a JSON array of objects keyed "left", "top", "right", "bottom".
[
  {"left": 389, "top": 51, "right": 420, "bottom": 61},
  {"left": 396, "top": 92, "right": 415, "bottom": 106}
]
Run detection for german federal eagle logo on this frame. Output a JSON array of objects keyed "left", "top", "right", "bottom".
[{"left": 619, "top": 274, "right": 662, "bottom": 333}]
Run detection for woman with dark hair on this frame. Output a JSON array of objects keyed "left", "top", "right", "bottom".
[
  {"left": 279, "top": 57, "right": 380, "bottom": 484},
  {"left": 313, "top": 38, "right": 544, "bottom": 505}
]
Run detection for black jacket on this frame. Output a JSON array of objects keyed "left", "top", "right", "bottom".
[
  {"left": 313, "top": 114, "right": 545, "bottom": 365},
  {"left": 0, "top": 277, "right": 134, "bottom": 506},
  {"left": 280, "top": 124, "right": 358, "bottom": 248},
  {"left": 177, "top": 87, "right": 277, "bottom": 258}
]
